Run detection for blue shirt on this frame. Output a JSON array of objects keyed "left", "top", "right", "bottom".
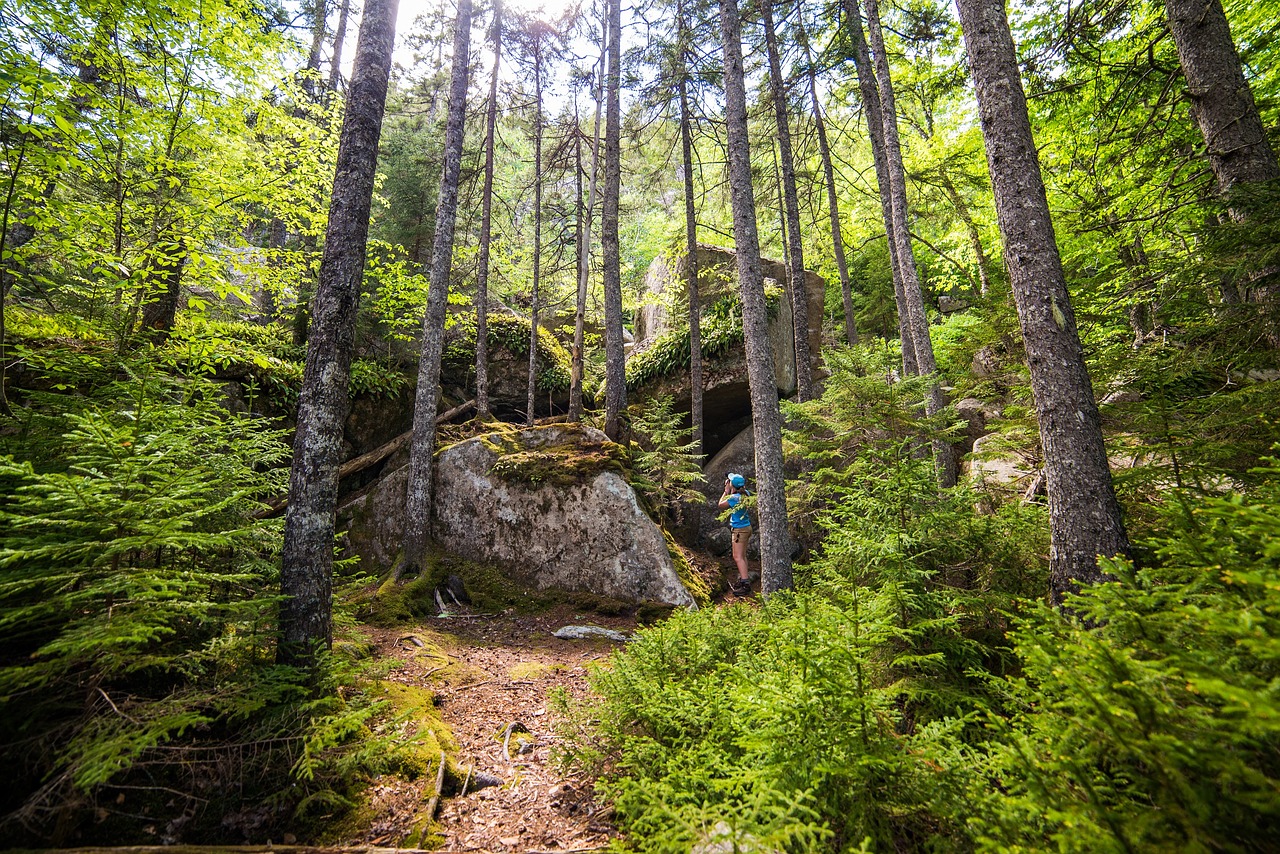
[{"left": 727, "top": 493, "right": 750, "bottom": 529}]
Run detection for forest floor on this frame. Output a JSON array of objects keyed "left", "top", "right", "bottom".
[{"left": 347, "top": 606, "right": 642, "bottom": 853}]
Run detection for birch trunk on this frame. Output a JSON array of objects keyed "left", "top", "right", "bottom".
[
  {"left": 401, "top": 0, "right": 472, "bottom": 578},
  {"left": 719, "top": 0, "right": 793, "bottom": 594},
  {"left": 280, "top": 0, "right": 399, "bottom": 664},
  {"left": 954, "top": 0, "right": 1131, "bottom": 603}
]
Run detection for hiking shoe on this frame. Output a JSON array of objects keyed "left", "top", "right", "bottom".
[{"left": 730, "top": 578, "right": 752, "bottom": 597}]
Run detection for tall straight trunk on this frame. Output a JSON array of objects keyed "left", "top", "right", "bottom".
[
  {"left": 860, "top": 0, "right": 958, "bottom": 487},
  {"left": 527, "top": 49, "right": 544, "bottom": 426},
  {"left": 401, "top": 0, "right": 472, "bottom": 578},
  {"left": 954, "top": 0, "right": 1131, "bottom": 603},
  {"left": 280, "top": 0, "right": 399, "bottom": 665},
  {"left": 677, "top": 0, "right": 704, "bottom": 457},
  {"left": 772, "top": 143, "right": 790, "bottom": 273},
  {"left": 797, "top": 3, "right": 857, "bottom": 345},
  {"left": 570, "top": 16, "right": 605, "bottom": 422},
  {"left": 761, "top": 0, "right": 813, "bottom": 401},
  {"left": 938, "top": 170, "right": 991, "bottom": 297},
  {"left": 844, "top": 0, "right": 914, "bottom": 372},
  {"left": 327, "top": 0, "right": 352, "bottom": 91},
  {"left": 475, "top": 2, "right": 502, "bottom": 419},
  {"left": 305, "top": 0, "right": 329, "bottom": 99},
  {"left": 1164, "top": 0, "right": 1279, "bottom": 209},
  {"left": 718, "top": 0, "right": 793, "bottom": 594},
  {"left": 601, "top": 0, "right": 626, "bottom": 441}
]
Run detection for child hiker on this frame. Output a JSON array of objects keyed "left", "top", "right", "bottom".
[{"left": 719, "top": 472, "right": 752, "bottom": 596}]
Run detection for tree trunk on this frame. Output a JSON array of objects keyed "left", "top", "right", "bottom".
[
  {"left": 860, "top": 0, "right": 958, "bottom": 487},
  {"left": 305, "top": 0, "right": 329, "bottom": 99},
  {"left": 1164, "top": 0, "right": 1279, "bottom": 208},
  {"left": 474, "top": 2, "right": 502, "bottom": 420},
  {"left": 527, "top": 45, "right": 544, "bottom": 426},
  {"left": 844, "top": 0, "right": 914, "bottom": 372},
  {"left": 401, "top": 0, "right": 472, "bottom": 579},
  {"left": 139, "top": 238, "right": 188, "bottom": 341},
  {"left": 718, "top": 0, "right": 793, "bottom": 594},
  {"left": 280, "top": 0, "right": 399, "bottom": 666},
  {"left": 761, "top": 0, "right": 813, "bottom": 401},
  {"left": 954, "top": 0, "right": 1131, "bottom": 603},
  {"left": 327, "top": 0, "right": 353, "bottom": 91},
  {"left": 798, "top": 3, "right": 857, "bottom": 346},
  {"left": 677, "top": 0, "right": 704, "bottom": 457},
  {"left": 601, "top": 0, "right": 626, "bottom": 441},
  {"left": 938, "top": 169, "right": 991, "bottom": 297},
  {"left": 570, "top": 11, "right": 605, "bottom": 422}
]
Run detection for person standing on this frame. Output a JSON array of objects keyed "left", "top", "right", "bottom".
[{"left": 719, "top": 473, "right": 753, "bottom": 596}]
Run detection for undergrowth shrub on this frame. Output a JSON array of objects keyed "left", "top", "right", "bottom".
[
  {"left": 0, "top": 366, "right": 424, "bottom": 844},
  {"left": 971, "top": 460, "right": 1280, "bottom": 852}
]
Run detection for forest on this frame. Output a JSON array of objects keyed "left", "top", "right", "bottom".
[{"left": 1, "top": 0, "right": 1278, "bottom": 849}]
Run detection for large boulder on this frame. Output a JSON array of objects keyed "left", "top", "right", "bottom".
[
  {"left": 629, "top": 244, "right": 824, "bottom": 458},
  {"left": 338, "top": 424, "right": 696, "bottom": 609}
]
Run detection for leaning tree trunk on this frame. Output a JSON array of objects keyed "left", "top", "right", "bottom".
[
  {"left": 844, "top": 0, "right": 913, "bottom": 372},
  {"left": 861, "top": 0, "right": 958, "bottom": 487},
  {"left": 401, "top": 0, "right": 472, "bottom": 579},
  {"left": 280, "top": 0, "right": 399, "bottom": 666},
  {"left": 475, "top": 1, "right": 502, "bottom": 420},
  {"left": 761, "top": 0, "right": 813, "bottom": 401},
  {"left": 798, "top": 3, "right": 857, "bottom": 346},
  {"left": 677, "top": 0, "right": 704, "bottom": 457},
  {"left": 527, "top": 45, "right": 544, "bottom": 426},
  {"left": 570, "top": 12, "right": 605, "bottom": 423},
  {"left": 938, "top": 170, "right": 992, "bottom": 297},
  {"left": 954, "top": 0, "right": 1131, "bottom": 604},
  {"left": 601, "top": 0, "right": 626, "bottom": 441},
  {"left": 718, "top": 0, "right": 793, "bottom": 594}
]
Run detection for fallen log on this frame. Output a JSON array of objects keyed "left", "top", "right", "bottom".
[{"left": 254, "top": 399, "right": 475, "bottom": 519}]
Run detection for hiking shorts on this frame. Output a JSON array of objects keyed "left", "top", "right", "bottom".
[{"left": 731, "top": 526, "right": 752, "bottom": 544}]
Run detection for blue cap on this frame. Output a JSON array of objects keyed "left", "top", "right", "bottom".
[{"left": 729, "top": 473, "right": 746, "bottom": 488}]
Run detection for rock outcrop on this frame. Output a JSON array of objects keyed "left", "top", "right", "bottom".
[
  {"left": 338, "top": 424, "right": 697, "bottom": 609},
  {"left": 629, "top": 244, "right": 825, "bottom": 458}
]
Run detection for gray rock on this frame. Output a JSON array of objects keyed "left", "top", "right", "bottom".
[
  {"left": 338, "top": 424, "right": 696, "bottom": 609},
  {"left": 552, "top": 625, "right": 631, "bottom": 642}
]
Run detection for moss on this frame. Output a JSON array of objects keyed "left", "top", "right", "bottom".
[
  {"left": 480, "top": 423, "right": 631, "bottom": 488},
  {"left": 442, "top": 313, "right": 572, "bottom": 393},
  {"left": 664, "top": 527, "right": 711, "bottom": 608},
  {"left": 354, "top": 575, "right": 438, "bottom": 627}
]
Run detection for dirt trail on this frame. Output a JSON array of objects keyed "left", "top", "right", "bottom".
[{"left": 357, "top": 608, "right": 640, "bottom": 853}]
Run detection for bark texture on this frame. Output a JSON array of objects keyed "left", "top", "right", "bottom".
[
  {"left": 718, "top": 0, "right": 793, "bottom": 594},
  {"left": 280, "top": 0, "right": 399, "bottom": 664},
  {"left": 601, "top": 0, "right": 626, "bottom": 440},
  {"left": 861, "top": 0, "right": 958, "bottom": 487},
  {"left": 798, "top": 5, "right": 857, "bottom": 345},
  {"left": 761, "top": 0, "right": 813, "bottom": 401},
  {"left": 1164, "top": 0, "right": 1279, "bottom": 205},
  {"left": 844, "top": 0, "right": 914, "bottom": 372},
  {"left": 954, "top": 0, "right": 1131, "bottom": 602},
  {"left": 475, "top": 2, "right": 502, "bottom": 419},
  {"left": 570, "top": 18, "right": 605, "bottom": 422},
  {"left": 677, "top": 3, "right": 704, "bottom": 457},
  {"left": 327, "top": 0, "right": 352, "bottom": 91},
  {"left": 527, "top": 47, "right": 544, "bottom": 426},
  {"left": 402, "top": 0, "right": 472, "bottom": 577}
]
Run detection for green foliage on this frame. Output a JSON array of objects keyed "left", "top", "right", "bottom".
[
  {"left": 625, "top": 288, "right": 783, "bottom": 390},
  {"left": 443, "top": 313, "right": 572, "bottom": 394},
  {"left": 973, "top": 461, "right": 1280, "bottom": 852},
  {"left": 627, "top": 396, "right": 707, "bottom": 525}
]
